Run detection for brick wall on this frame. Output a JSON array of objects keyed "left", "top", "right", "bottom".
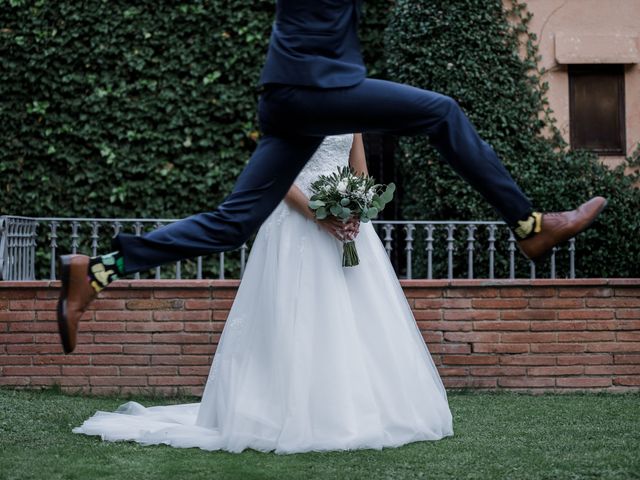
[{"left": 1, "top": 279, "right": 639, "bottom": 395}]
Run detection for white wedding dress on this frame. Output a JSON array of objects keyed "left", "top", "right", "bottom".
[{"left": 73, "top": 134, "right": 454, "bottom": 454}]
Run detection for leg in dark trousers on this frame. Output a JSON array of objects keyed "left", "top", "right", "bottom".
[{"left": 114, "top": 78, "right": 533, "bottom": 274}]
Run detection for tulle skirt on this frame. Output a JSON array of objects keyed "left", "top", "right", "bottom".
[{"left": 73, "top": 202, "right": 454, "bottom": 453}]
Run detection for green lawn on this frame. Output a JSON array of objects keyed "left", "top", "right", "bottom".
[{"left": 1, "top": 388, "right": 638, "bottom": 480}]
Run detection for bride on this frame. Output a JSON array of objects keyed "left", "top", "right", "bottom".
[{"left": 74, "top": 133, "right": 454, "bottom": 454}]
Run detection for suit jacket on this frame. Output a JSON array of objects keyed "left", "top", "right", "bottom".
[{"left": 259, "top": 0, "right": 367, "bottom": 88}]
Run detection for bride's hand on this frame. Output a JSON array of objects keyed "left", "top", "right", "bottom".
[
  {"left": 343, "top": 217, "right": 360, "bottom": 241},
  {"left": 316, "top": 217, "right": 350, "bottom": 241}
]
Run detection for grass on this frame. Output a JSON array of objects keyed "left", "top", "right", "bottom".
[{"left": 0, "top": 388, "right": 639, "bottom": 480}]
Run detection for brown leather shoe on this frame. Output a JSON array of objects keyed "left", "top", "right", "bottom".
[
  {"left": 57, "top": 255, "right": 97, "bottom": 354},
  {"left": 517, "top": 196, "right": 607, "bottom": 261}
]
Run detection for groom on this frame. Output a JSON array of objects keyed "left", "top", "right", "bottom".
[{"left": 57, "top": 0, "right": 606, "bottom": 353}]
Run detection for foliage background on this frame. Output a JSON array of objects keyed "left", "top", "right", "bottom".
[{"left": 1, "top": 0, "right": 638, "bottom": 277}]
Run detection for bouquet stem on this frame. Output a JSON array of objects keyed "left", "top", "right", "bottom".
[{"left": 342, "top": 241, "right": 360, "bottom": 267}]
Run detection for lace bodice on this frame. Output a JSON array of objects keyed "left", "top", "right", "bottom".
[{"left": 294, "top": 134, "right": 354, "bottom": 197}]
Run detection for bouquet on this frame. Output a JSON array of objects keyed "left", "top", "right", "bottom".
[{"left": 308, "top": 166, "right": 395, "bottom": 267}]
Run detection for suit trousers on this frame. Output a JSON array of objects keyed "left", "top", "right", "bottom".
[{"left": 113, "top": 78, "right": 533, "bottom": 274}]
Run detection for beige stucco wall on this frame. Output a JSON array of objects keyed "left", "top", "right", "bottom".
[{"left": 522, "top": 0, "right": 640, "bottom": 168}]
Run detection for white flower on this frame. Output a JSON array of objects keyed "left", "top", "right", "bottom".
[
  {"left": 337, "top": 179, "right": 348, "bottom": 194},
  {"left": 366, "top": 190, "right": 374, "bottom": 202}
]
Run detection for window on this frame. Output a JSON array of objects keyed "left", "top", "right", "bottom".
[{"left": 569, "top": 64, "right": 626, "bottom": 155}]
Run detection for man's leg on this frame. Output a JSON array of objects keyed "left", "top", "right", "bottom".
[
  {"left": 259, "top": 79, "right": 532, "bottom": 226},
  {"left": 113, "top": 134, "right": 324, "bottom": 274}
]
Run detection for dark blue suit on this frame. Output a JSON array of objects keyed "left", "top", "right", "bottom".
[{"left": 113, "top": 0, "right": 533, "bottom": 274}]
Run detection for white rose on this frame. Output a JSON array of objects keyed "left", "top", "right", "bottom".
[{"left": 337, "top": 179, "right": 348, "bottom": 194}]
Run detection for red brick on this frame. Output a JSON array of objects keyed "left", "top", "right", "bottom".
[
  {"left": 617, "top": 332, "right": 640, "bottom": 342},
  {"left": 93, "top": 333, "right": 152, "bottom": 344},
  {"left": 34, "top": 300, "right": 57, "bottom": 310},
  {"left": 501, "top": 332, "right": 557, "bottom": 343},
  {"left": 92, "top": 355, "right": 150, "bottom": 365},
  {"left": 531, "top": 343, "right": 586, "bottom": 353},
  {"left": 90, "top": 376, "right": 147, "bottom": 386},
  {"left": 123, "top": 345, "right": 181, "bottom": 355},
  {"left": 403, "top": 287, "right": 442, "bottom": 299},
  {"left": 558, "top": 310, "right": 614, "bottom": 320},
  {"left": 500, "top": 287, "right": 556, "bottom": 298},
  {"left": 444, "top": 332, "right": 500, "bottom": 343},
  {"left": 437, "top": 367, "right": 469, "bottom": 376},
  {"left": 0, "top": 290, "right": 36, "bottom": 300},
  {"left": 417, "top": 320, "right": 472, "bottom": 331},
  {"left": 442, "top": 355, "right": 498, "bottom": 365},
  {"left": 9, "top": 322, "right": 57, "bottom": 333},
  {"left": 558, "top": 288, "right": 612, "bottom": 298},
  {"left": 618, "top": 321, "right": 640, "bottom": 330},
  {"left": 4, "top": 365, "right": 61, "bottom": 376},
  {"left": 154, "top": 289, "right": 210, "bottom": 299},
  {"left": 529, "top": 298, "right": 584, "bottom": 309},
  {"left": 88, "top": 300, "right": 126, "bottom": 310},
  {"left": 0, "top": 355, "right": 32, "bottom": 365},
  {"left": 498, "top": 377, "right": 555, "bottom": 388},
  {"left": 152, "top": 333, "right": 210, "bottom": 344},
  {"left": 182, "top": 344, "right": 216, "bottom": 355},
  {"left": 0, "top": 377, "right": 30, "bottom": 386},
  {"left": 587, "top": 298, "right": 640, "bottom": 308},
  {"left": 429, "top": 344, "right": 471, "bottom": 354},
  {"left": 531, "top": 321, "right": 586, "bottom": 331},
  {"left": 211, "top": 289, "right": 238, "bottom": 299},
  {"left": 121, "top": 366, "right": 178, "bottom": 376},
  {"left": 413, "top": 310, "right": 442, "bottom": 321},
  {"left": 584, "top": 365, "right": 640, "bottom": 375},
  {"left": 415, "top": 299, "right": 472, "bottom": 309},
  {"left": 33, "top": 355, "right": 90, "bottom": 365},
  {"left": 30, "top": 377, "right": 59, "bottom": 386},
  {"left": 613, "top": 377, "right": 640, "bottom": 386},
  {"left": 0, "top": 300, "right": 7, "bottom": 310},
  {"left": 95, "top": 311, "right": 152, "bottom": 322},
  {"left": 527, "top": 366, "right": 584, "bottom": 376},
  {"left": 74, "top": 344, "right": 123, "bottom": 354},
  {"left": 0, "top": 312, "right": 35, "bottom": 322},
  {"left": 557, "top": 354, "right": 612, "bottom": 365},
  {"left": 148, "top": 376, "right": 204, "bottom": 386},
  {"left": 616, "top": 309, "right": 640, "bottom": 319},
  {"left": 6, "top": 344, "right": 61, "bottom": 354},
  {"left": 126, "top": 322, "right": 184, "bottom": 333},
  {"left": 154, "top": 310, "right": 210, "bottom": 321},
  {"left": 443, "top": 377, "right": 498, "bottom": 389},
  {"left": 473, "top": 343, "right": 529, "bottom": 353},
  {"left": 470, "top": 366, "right": 526, "bottom": 376},
  {"left": 62, "top": 366, "right": 118, "bottom": 376},
  {"left": 35, "top": 311, "right": 57, "bottom": 321},
  {"left": 99, "top": 289, "right": 153, "bottom": 299},
  {"left": 585, "top": 321, "right": 621, "bottom": 331},
  {"left": 501, "top": 310, "right": 556, "bottom": 321},
  {"left": 472, "top": 298, "right": 528, "bottom": 309},
  {"left": 445, "top": 288, "right": 498, "bottom": 298},
  {"left": 422, "top": 332, "right": 443, "bottom": 343},
  {"left": 9, "top": 300, "right": 36, "bottom": 310},
  {"left": 151, "top": 355, "right": 211, "bottom": 366},
  {"left": 556, "top": 377, "right": 612, "bottom": 388},
  {"left": 586, "top": 343, "right": 640, "bottom": 353},
  {"left": 614, "top": 354, "right": 640, "bottom": 364},
  {"left": 126, "top": 299, "right": 184, "bottom": 310},
  {"left": 82, "top": 322, "right": 126, "bottom": 332},
  {"left": 557, "top": 332, "right": 615, "bottom": 342},
  {"left": 184, "top": 322, "right": 218, "bottom": 333},
  {"left": 443, "top": 310, "right": 498, "bottom": 321},
  {"left": 473, "top": 321, "right": 529, "bottom": 331},
  {"left": 178, "top": 366, "right": 211, "bottom": 376},
  {"left": 500, "top": 355, "right": 557, "bottom": 366},
  {"left": 615, "top": 288, "right": 640, "bottom": 297},
  {"left": 0, "top": 333, "right": 34, "bottom": 343},
  {"left": 212, "top": 310, "right": 230, "bottom": 321}
]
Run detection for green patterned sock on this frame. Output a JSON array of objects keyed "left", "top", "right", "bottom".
[{"left": 87, "top": 251, "right": 124, "bottom": 293}]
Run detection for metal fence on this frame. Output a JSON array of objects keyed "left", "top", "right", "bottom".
[{"left": 0, "top": 215, "right": 578, "bottom": 281}]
